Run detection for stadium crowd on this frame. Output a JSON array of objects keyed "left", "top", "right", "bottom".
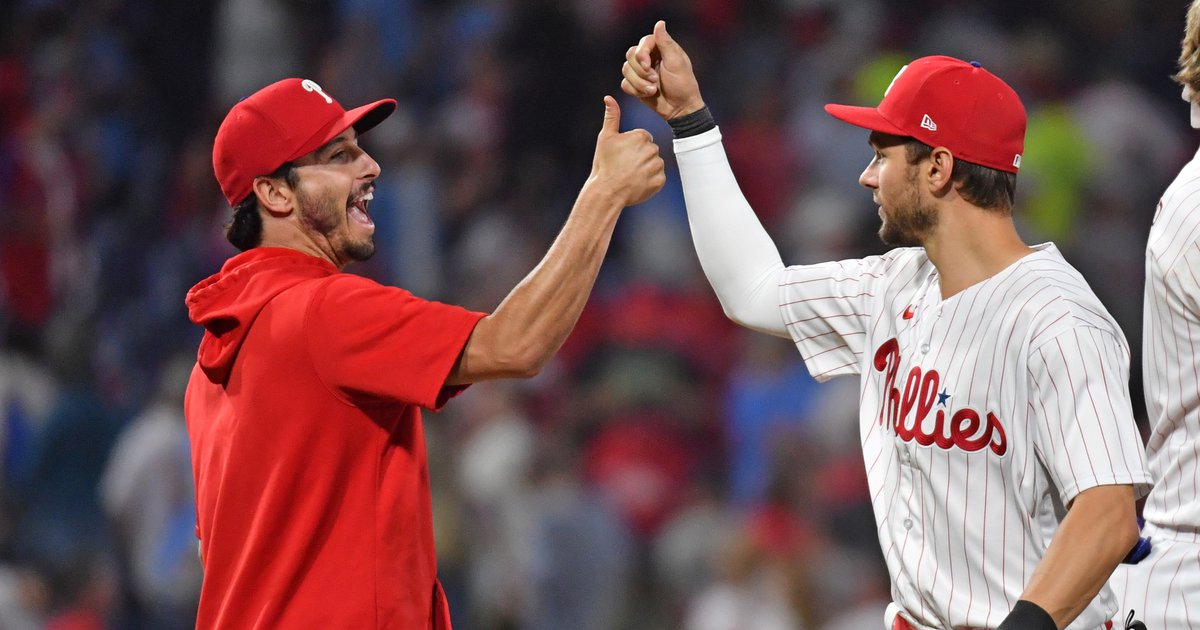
[{"left": 0, "top": 0, "right": 1190, "bottom": 628}]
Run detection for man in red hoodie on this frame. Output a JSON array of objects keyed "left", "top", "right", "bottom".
[{"left": 184, "top": 78, "right": 664, "bottom": 629}]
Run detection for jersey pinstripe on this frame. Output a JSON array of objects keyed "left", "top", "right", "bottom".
[
  {"left": 779, "top": 245, "right": 1152, "bottom": 630},
  {"left": 1107, "top": 146, "right": 1200, "bottom": 629}
]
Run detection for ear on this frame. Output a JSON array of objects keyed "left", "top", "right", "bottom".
[
  {"left": 925, "top": 146, "right": 956, "bottom": 197},
  {"left": 251, "top": 175, "right": 295, "bottom": 218}
]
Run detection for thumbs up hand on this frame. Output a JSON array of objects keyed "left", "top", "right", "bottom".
[
  {"left": 621, "top": 21, "right": 706, "bottom": 121},
  {"left": 590, "top": 96, "right": 665, "bottom": 207}
]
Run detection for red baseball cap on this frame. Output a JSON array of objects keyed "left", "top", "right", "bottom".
[
  {"left": 825, "top": 56, "right": 1025, "bottom": 173},
  {"left": 213, "top": 78, "right": 397, "bottom": 206}
]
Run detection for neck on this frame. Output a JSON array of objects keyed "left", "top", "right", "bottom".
[
  {"left": 922, "top": 201, "right": 1033, "bottom": 299},
  {"left": 259, "top": 224, "right": 345, "bottom": 269}
]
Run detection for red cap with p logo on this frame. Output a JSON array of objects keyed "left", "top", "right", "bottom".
[
  {"left": 212, "top": 78, "right": 396, "bottom": 206},
  {"left": 824, "top": 56, "right": 1025, "bottom": 173}
]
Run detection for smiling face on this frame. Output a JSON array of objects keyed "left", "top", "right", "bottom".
[
  {"left": 859, "top": 132, "right": 937, "bottom": 247},
  {"left": 289, "top": 128, "right": 381, "bottom": 265}
]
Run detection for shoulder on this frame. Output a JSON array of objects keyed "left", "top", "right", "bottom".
[
  {"left": 783, "top": 247, "right": 930, "bottom": 282},
  {"left": 1158, "top": 149, "right": 1200, "bottom": 221},
  {"left": 306, "top": 273, "right": 481, "bottom": 328},
  {"left": 1149, "top": 156, "right": 1200, "bottom": 276},
  {"left": 1009, "top": 247, "right": 1125, "bottom": 350},
  {"left": 867, "top": 246, "right": 929, "bottom": 271},
  {"left": 296, "top": 273, "right": 428, "bottom": 333},
  {"left": 259, "top": 272, "right": 409, "bottom": 320},
  {"left": 308, "top": 272, "right": 414, "bottom": 303}
]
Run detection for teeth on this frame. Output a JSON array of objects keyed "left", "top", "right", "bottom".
[
  {"left": 350, "top": 191, "right": 373, "bottom": 212},
  {"left": 350, "top": 191, "right": 373, "bottom": 210}
]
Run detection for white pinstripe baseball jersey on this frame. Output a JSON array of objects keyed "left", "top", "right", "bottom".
[
  {"left": 1107, "top": 145, "right": 1200, "bottom": 629},
  {"left": 1141, "top": 146, "right": 1200, "bottom": 533},
  {"left": 780, "top": 245, "right": 1152, "bottom": 630}
]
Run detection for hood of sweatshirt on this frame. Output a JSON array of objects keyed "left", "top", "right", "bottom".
[{"left": 185, "top": 248, "right": 337, "bottom": 384}]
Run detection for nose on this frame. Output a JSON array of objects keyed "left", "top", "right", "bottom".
[
  {"left": 859, "top": 158, "right": 878, "bottom": 190},
  {"left": 359, "top": 150, "right": 381, "bottom": 181}
]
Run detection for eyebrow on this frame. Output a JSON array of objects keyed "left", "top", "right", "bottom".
[
  {"left": 316, "top": 136, "right": 350, "bottom": 156},
  {"left": 313, "top": 130, "right": 362, "bottom": 159}
]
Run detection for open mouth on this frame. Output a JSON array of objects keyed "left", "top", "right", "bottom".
[{"left": 348, "top": 190, "right": 375, "bottom": 228}]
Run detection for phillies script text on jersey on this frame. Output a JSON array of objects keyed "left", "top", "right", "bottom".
[{"left": 873, "top": 338, "right": 1007, "bottom": 456}]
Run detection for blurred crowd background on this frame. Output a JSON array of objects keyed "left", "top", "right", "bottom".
[{"left": 0, "top": 0, "right": 1191, "bottom": 628}]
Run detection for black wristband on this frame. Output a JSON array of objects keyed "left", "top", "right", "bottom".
[
  {"left": 668, "top": 106, "right": 716, "bottom": 138},
  {"left": 997, "top": 600, "right": 1056, "bottom": 630}
]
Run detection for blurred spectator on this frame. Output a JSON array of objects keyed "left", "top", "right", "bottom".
[
  {"left": 811, "top": 546, "right": 890, "bottom": 630},
  {"left": 525, "top": 444, "right": 633, "bottom": 630},
  {"left": 211, "top": 0, "right": 305, "bottom": 104},
  {"left": 1017, "top": 103, "right": 1093, "bottom": 246},
  {"left": 0, "top": 338, "right": 56, "bottom": 518},
  {"left": 585, "top": 408, "right": 696, "bottom": 538},
  {"left": 722, "top": 85, "right": 802, "bottom": 229},
  {"left": 100, "top": 353, "right": 200, "bottom": 629},
  {"left": 723, "top": 332, "right": 820, "bottom": 506},
  {"left": 0, "top": 563, "right": 50, "bottom": 630},
  {"left": 11, "top": 315, "right": 120, "bottom": 574},
  {"left": 652, "top": 480, "right": 739, "bottom": 609},
  {"left": 451, "top": 381, "right": 540, "bottom": 627},
  {"left": 683, "top": 529, "right": 806, "bottom": 630},
  {"left": 41, "top": 555, "right": 116, "bottom": 630}
]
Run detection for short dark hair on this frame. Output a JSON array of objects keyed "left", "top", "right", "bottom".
[
  {"left": 904, "top": 140, "right": 1016, "bottom": 213},
  {"left": 224, "top": 162, "right": 298, "bottom": 251}
]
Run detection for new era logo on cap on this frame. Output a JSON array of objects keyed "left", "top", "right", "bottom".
[
  {"left": 823, "top": 56, "right": 1026, "bottom": 173},
  {"left": 212, "top": 78, "right": 397, "bottom": 206}
]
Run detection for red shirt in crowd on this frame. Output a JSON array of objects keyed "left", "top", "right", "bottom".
[{"left": 184, "top": 247, "right": 484, "bottom": 629}]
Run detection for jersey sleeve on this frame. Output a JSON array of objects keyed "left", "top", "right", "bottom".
[
  {"left": 1027, "top": 326, "right": 1152, "bottom": 504},
  {"left": 305, "top": 275, "right": 486, "bottom": 410},
  {"left": 778, "top": 256, "right": 890, "bottom": 382}
]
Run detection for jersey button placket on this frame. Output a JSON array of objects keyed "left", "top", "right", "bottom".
[{"left": 893, "top": 447, "right": 915, "bottom": 541}]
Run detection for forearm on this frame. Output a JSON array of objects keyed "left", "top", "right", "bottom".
[
  {"left": 674, "top": 128, "right": 788, "bottom": 337},
  {"left": 1016, "top": 484, "right": 1138, "bottom": 629},
  {"left": 449, "top": 181, "right": 622, "bottom": 382}
]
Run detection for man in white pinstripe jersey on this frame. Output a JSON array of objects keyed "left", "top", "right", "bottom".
[
  {"left": 1107, "top": 1, "right": 1200, "bottom": 627},
  {"left": 620, "top": 21, "right": 1153, "bottom": 630}
]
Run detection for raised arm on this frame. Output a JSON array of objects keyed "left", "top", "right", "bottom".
[
  {"left": 622, "top": 21, "right": 788, "bottom": 337},
  {"left": 446, "top": 97, "right": 665, "bottom": 384}
]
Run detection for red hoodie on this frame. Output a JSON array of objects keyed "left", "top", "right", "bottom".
[{"left": 184, "top": 247, "right": 484, "bottom": 629}]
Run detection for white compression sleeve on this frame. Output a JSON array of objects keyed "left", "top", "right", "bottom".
[{"left": 674, "top": 128, "right": 789, "bottom": 338}]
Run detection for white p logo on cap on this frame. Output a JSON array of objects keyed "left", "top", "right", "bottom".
[
  {"left": 885, "top": 65, "right": 908, "bottom": 96},
  {"left": 301, "top": 79, "right": 333, "bottom": 104}
]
